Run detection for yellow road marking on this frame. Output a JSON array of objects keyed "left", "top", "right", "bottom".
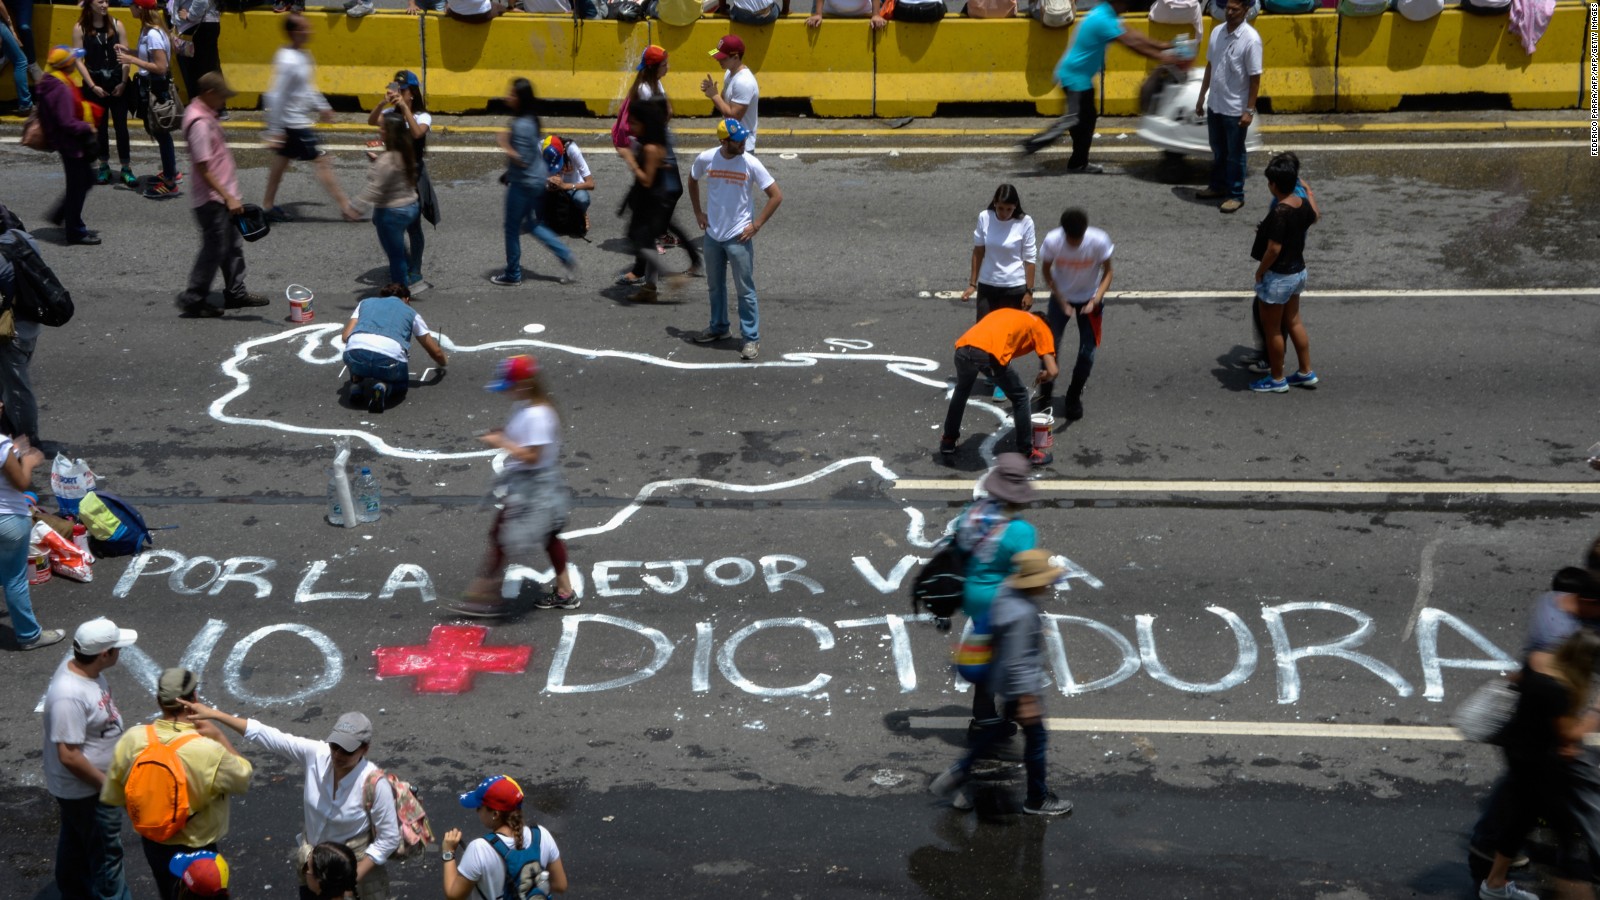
[
  {"left": 893, "top": 480, "right": 1600, "bottom": 495},
  {"left": 909, "top": 715, "right": 1463, "bottom": 741}
]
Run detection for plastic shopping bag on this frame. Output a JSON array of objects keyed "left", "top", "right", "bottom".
[
  {"left": 49, "top": 453, "right": 97, "bottom": 515},
  {"left": 32, "top": 520, "right": 93, "bottom": 583}
]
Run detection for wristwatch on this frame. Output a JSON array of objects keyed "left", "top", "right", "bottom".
[
  {"left": 1245, "top": 107, "right": 1256, "bottom": 115},
  {"left": 441, "top": 850, "right": 455, "bottom": 862}
]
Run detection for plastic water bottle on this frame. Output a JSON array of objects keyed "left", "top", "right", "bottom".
[
  {"left": 327, "top": 468, "right": 346, "bottom": 526},
  {"left": 356, "top": 468, "right": 381, "bottom": 524}
]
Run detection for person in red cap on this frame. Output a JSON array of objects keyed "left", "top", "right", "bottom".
[
  {"left": 169, "top": 851, "right": 231, "bottom": 899},
  {"left": 450, "top": 355, "right": 578, "bottom": 616},
  {"left": 442, "top": 776, "right": 569, "bottom": 899},
  {"left": 700, "top": 35, "right": 759, "bottom": 153},
  {"left": 616, "top": 45, "right": 701, "bottom": 287}
]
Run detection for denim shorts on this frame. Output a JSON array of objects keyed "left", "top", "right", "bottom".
[{"left": 1256, "top": 268, "right": 1307, "bottom": 305}]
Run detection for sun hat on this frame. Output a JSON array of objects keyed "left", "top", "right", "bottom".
[
  {"left": 980, "top": 452, "right": 1035, "bottom": 505},
  {"left": 1008, "top": 549, "right": 1064, "bottom": 590}
]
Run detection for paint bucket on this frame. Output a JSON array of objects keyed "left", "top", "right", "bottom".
[
  {"left": 1031, "top": 412, "right": 1054, "bottom": 451},
  {"left": 29, "top": 552, "right": 51, "bottom": 585},
  {"left": 287, "top": 284, "right": 315, "bottom": 323}
]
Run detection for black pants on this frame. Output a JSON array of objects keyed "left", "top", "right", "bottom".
[
  {"left": 629, "top": 168, "right": 700, "bottom": 279},
  {"left": 91, "top": 83, "right": 132, "bottom": 167},
  {"left": 176, "top": 23, "right": 222, "bottom": 106},
  {"left": 942, "top": 345, "right": 1033, "bottom": 456},
  {"left": 142, "top": 838, "right": 217, "bottom": 900},
  {"left": 1022, "top": 86, "right": 1097, "bottom": 169},
  {"left": 53, "top": 153, "right": 94, "bottom": 237},
  {"left": 0, "top": 333, "right": 39, "bottom": 445},
  {"left": 974, "top": 282, "right": 1027, "bottom": 323},
  {"left": 180, "top": 200, "right": 247, "bottom": 308}
]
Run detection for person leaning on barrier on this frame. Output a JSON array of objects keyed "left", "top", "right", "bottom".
[{"left": 806, "top": 0, "right": 886, "bottom": 29}]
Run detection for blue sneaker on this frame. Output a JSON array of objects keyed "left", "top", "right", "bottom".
[
  {"left": 1249, "top": 376, "right": 1289, "bottom": 393},
  {"left": 992, "top": 386, "right": 1007, "bottom": 401},
  {"left": 406, "top": 272, "right": 423, "bottom": 286},
  {"left": 1287, "top": 370, "right": 1319, "bottom": 387}
]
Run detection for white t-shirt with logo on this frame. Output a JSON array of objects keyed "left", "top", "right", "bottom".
[
  {"left": 721, "top": 67, "right": 760, "bottom": 153},
  {"left": 973, "top": 210, "right": 1037, "bottom": 289},
  {"left": 1041, "top": 225, "right": 1114, "bottom": 304},
  {"left": 690, "top": 148, "right": 776, "bottom": 243},
  {"left": 42, "top": 658, "right": 125, "bottom": 800},
  {"left": 457, "top": 827, "right": 561, "bottom": 899},
  {"left": 503, "top": 402, "right": 560, "bottom": 471}
]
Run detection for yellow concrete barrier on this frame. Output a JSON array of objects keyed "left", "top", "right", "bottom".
[
  {"left": 651, "top": 17, "right": 875, "bottom": 119},
  {"left": 424, "top": 14, "right": 648, "bottom": 115},
  {"left": 1103, "top": 13, "right": 1337, "bottom": 115},
  {"left": 876, "top": 18, "right": 1071, "bottom": 117},
  {"left": 1335, "top": 5, "right": 1587, "bottom": 111}
]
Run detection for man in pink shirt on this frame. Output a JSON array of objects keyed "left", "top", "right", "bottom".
[{"left": 177, "top": 72, "right": 267, "bottom": 319}]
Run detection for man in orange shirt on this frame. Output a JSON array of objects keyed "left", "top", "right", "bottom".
[{"left": 940, "top": 307, "right": 1059, "bottom": 467}]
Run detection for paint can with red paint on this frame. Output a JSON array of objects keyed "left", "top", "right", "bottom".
[{"left": 1031, "top": 412, "right": 1054, "bottom": 451}]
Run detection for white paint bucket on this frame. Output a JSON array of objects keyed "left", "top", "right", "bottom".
[
  {"left": 287, "top": 284, "right": 315, "bottom": 323},
  {"left": 1031, "top": 412, "right": 1054, "bottom": 450}
]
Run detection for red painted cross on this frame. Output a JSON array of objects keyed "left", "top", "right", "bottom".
[{"left": 373, "top": 625, "right": 532, "bottom": 694}]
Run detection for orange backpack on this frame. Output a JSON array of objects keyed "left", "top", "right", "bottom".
[{"left": 125, "top": 725, "right": 202, "bottom": 842}]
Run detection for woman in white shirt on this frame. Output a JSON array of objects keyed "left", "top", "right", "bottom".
[
  {"left": 116, "top": 0, "right": 180, "bottom": 197},
  {"left": 959, "top": 184, "right": 1037, "bottom": 323},
  {"left": 442, "top": 775, "right": 569, "bottom": 900},
  {"left": 180, "top": 704, "right": 402, "bottom": 900},
  {"left": 449, "top": 355, "right": 577, "bottom": 617}
]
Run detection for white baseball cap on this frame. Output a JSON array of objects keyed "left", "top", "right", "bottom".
[{"left": 73, "top": 618, "right": 138, "bottom": 655}]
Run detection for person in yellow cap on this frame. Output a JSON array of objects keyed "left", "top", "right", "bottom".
[{"left": 36, "top": 45, "right": 102, "bottom": 245}]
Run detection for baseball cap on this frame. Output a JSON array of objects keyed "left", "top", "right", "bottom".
[
  {"left": 46, "top": 46, "right": 83, "bottom": 71},
  {"left": 710, "top": 34, "right": 745, "bottom": 60},
  {"left": 73, "top": 618, "right": 137, "bottom": 655},
  {"left": 486, "top": 355, "right": 539, "bottom": 393},
  {"left": 157, "top": 668, "right": 198, "bottom": 708},
  {"left": 395, "top": 69, "right": 420, "bottom": 89},
  {"left": 716, "top": 118, "right": 750, "bottom": 144},
  {"left": 132, "top": 0, "right": 160, "bottom": 9},
  {"left": 541, "top": 135, "right": 566, "bottom": 174},
  {"left": 638, "top": 45, "right": 667, "bottom": 71},
  {"left": 460, "top": 775, "right": 524, "bottom": 811},
  {"left": 325, "top": 712, "right": 373, "bottom": 752},
  {"left": 169, "top": 851, "right": 230, "bottom": 896}
]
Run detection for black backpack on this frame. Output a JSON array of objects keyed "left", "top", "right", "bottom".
[
  {"left": 0, "top": 230, "right": 74, "bottom": 327},
  {"left": 542, "top": 186, "right": 587, "bottom": 239},
  {"left": 910, "top": 539, "right": 969, "bottom": 630}
]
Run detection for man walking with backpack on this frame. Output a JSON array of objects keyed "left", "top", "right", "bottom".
[
  {"left": 931, "top": 550, "right": 1074, "bottom": 817},
  {"left": 101, "top": 668, "right": 252, "bottom": 900},
  {"left": 42, "top": 617, "right": 138, "bottom": 900}
]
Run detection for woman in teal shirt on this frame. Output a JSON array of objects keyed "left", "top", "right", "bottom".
[{"left": 953, "top": 452, "right": 1037, "bottom": 732}]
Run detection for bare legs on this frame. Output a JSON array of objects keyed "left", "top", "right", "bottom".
[{"left": 1255, "top": 294, "right": 1311, "bottom": 381}]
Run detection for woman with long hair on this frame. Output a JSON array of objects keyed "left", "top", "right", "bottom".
[
  {"left": 1478, "top": 629, "right": 1600, "bottom": 900},
  {"left": 303, "top": 842, "right": 360, "bottom": 899},
  {"left": 618, "top": 99, "right": 671, "bottom": 303},
  {"left": 351, "top": 117, "right": 420, "bottom": 288},
  {"left": 616, "top": 45, "right": 700, "bottom": 288},
  {"left": 72, "top": 0, "right": 134, "bottom": 186},
  {"left": 492, "top": 78, "right": 576, "bottom": 287},
  {"left": 960, "top": 183, "right": 1036, "bottom": 322},
  {"left": 0, "top": 419, "right": 62, "bottom": 649},
  {"left": 367, "top": 69, "right": 433, "bottom": 285},
  {"left": 449, "top": 355, "right": 577, "bottom": 616},
  {"left": 116, "top": 0, "right": 180, "bottom": 198},
  {"left": 442, "top": 776, "right": 569, "bottom": 899}
]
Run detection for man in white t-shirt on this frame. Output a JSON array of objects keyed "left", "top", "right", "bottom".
[
  {"left": 43, "top": 618, "right": 138, "bottom": 900},
  {"left": 341, "top": 285, "right": 449, "bottom": 414},
  {"left": 1194, "top": 0, "right": 1262, "bottom": 213},
  {"left": 687, "top": 118, "right": 783, "bottom": 361},
  {"left": 700, "top": 35, "right": 759, "bottom": 154},
  {"left": 1038, "top": 208, "right": 1113, "bottom": 422},
  {"left": 807, "top": 0, "right": 887, "bottom": 28}
]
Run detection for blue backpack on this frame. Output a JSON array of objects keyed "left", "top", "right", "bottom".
[
  {"left": 485, "top": 829, "right": 548, "bottom": 900},
  {"left": 77, "top": 491, "right": 154, "bottom": 558}
]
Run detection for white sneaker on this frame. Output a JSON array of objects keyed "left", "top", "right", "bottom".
[
  {"left": 1479, "top": 880, "right": 1540, "bottom": 900},
  {"left": 740, "top": 341, "right": 760, "bottom": 360},
  {"left": 347, "top": 2, "right": 374, "bottom": 15}
]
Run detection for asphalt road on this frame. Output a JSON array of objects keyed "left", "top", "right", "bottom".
[{"left": 0, "top": 117, "right": 1595, "bottom": 899}]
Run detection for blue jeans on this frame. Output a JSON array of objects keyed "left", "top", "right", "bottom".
[
  {"left": 344, "top": 348, "right": 410, "bottom": 400},
  {"left": 1206, "top": 110, "right": 1248, "bottom": 201},
  {"left": 1044, "top": 299, "right": 1098, "bottom": 390},
  {"left": 372, "top": 203, "right": 420, "bottom": 287},
  {"left": 961, "top": 697, "right": 1050, "bottom": 805},
  {"left": 503, "top": 181, "right": 572, "bottom": 281},
  {"left": 0, "top": 513, "right": 40, "bottom": 643},
  {"left": 0, "top": 24, "right": 30, "bottom": 109},
  {"left": 567, "top": 188, "right": 591, "bottom": 215},
  {"left": 55, "top": 796, "right": 134, "bottom": 900},
  {"left": 728, "top": 1, "right": 779, "bottom": 22},
  {"left": 704, "top": 235, "right": 759, "bottom": 341},
  {"left": 10, "top": 0, "right": 32, "bottom": 65},
  {"left": 942, "top": 345, "right": 1033, "bottom": 456}
]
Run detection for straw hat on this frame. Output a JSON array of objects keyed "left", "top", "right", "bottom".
[{"left": 1008, "top": 549, "right": 1064, "bottom": 590}]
